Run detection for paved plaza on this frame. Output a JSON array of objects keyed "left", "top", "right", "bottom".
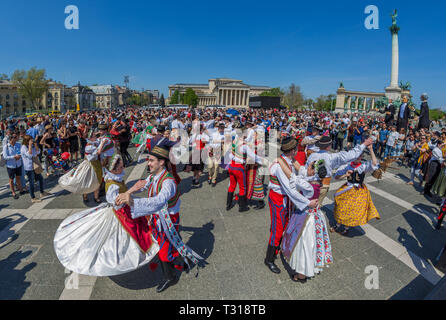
[{"left": 0, "top": 146, "right": 445, "bottom": 300}]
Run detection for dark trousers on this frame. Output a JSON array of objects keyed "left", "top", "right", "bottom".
[
  {"left": 378, "top": 141, "right": 386, "bottom": 158},
  {"left": 119, "top": 140, "right": 132, "bottom": 164},
  {"left": 80, "top": 138, "right": 87, "bottom": 159},
  {"left": 337, "top": 138, "right": 344, "bottom": 151},
  {"left": 424, "top": 161, "right": 441, "bottom": 195},
  {"left": 25, "top": 170, "right": 44, "bottom": 199}
]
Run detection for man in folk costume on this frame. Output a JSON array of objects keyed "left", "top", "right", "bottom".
[
  {"left": 306, "top": 136, "right": 374, "bottom": 206},
  {"left": 116, "top": 142, "right": 204, "bottom": 293},
  {"left": 227, "top": 129, "right": 265, "bottom": 213},
  {"left": 265, "top": 137, "right": 319, "bottom": 274}
]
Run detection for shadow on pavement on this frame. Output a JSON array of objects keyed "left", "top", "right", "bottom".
[
  {"left": 108, "top": 222, "right": 215, "bottom": 290},
  {"left": 0, "top": 214, "right": 27, "bottom": 243},
  {"left": 389, "top": 274, "right": 434, "bottom": 300},
  {"left": 0, "top": 249, "right": 36, "bottom": 300}
]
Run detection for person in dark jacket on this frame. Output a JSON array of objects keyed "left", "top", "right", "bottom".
[
  {"left": 397, "top": 96, "right": 411, "bottom": 132},
  {"left": 380, "top": 99, "right": 396, "bottom": 126},
  {"left": 417, "top": 93, "right": 430, "bottom": 130}
]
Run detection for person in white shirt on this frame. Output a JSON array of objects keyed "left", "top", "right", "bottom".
[
  {"left": 383, "top": 126, "right": 399, "bottom": 159},
  {"left": 306, "top": 136, "right": 374, "bottom": 206},
  {"left": 20, "top": 135, "right": 50, "bottom": 203},
  {"left": 2, "top": 133, "right": 25, "bottom": 199},
  {"left": 207, "top": 123, "right": 226, "bottom": 187}
]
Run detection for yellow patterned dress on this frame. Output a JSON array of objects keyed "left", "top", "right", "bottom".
[{"left": 333, "top": 161, "right": 381, "bottom": 227}]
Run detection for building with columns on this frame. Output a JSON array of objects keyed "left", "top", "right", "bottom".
[
  {"left": 335, "top": 10, "right": 411, "bottom": 114},
  {"left": 168, "top": 78, "right": 271, "bottom": 108}
]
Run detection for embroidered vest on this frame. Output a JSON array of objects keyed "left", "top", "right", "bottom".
[
  {"left": 101, "top": 135, "right": 114, "bottom": 153},
  {"left": 148, "top": 170, "right": 180, "bottom": 209},
  {"left": 231, "top": 141, "right": 246, "bottom": 163},
  {"left": 270, "top": 155, "right": 291, "bottom": 186},
  {"left": 105, "top": 179, "right": 128, "bottom": 194}
]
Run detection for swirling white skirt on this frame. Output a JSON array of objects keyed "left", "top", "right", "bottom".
[{"left": 54, "top": 203, "right": 159, "bottom": 277}]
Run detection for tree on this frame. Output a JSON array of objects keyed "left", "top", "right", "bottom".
[
  {"left": 0, "top": 73, "right": 9, "bottom": 81},
  {"left": 260, "top": 87, "right": 284, "bottom": 98},
  {"left": 160, "top": 94, "right": 165, "bottom": 107},
  {"left": 11, "top": 67, "right": 49, "bottom": 110},
  {"left": 183, "top": 88, "right": 198, "bottom": 107},
  {"left": 170, "top": 90, "right": 180, "bottom": 104},
  {"left": 283, "top": 84, "right": 304, "bottom": 109}
]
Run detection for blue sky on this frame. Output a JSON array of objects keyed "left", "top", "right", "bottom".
[{"left": 1, "top": 0, "right": 445, "bottom": 108}]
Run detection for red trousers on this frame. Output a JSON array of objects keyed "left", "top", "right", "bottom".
[
  {"left": 268, "top": 190, "right": 290, "bottom": 247},
  {"left": 149, "top": 212, "right": 181, "bottom": 265},
  {"left": 228, "top": 162, "right": 246, "bottom": 196}
]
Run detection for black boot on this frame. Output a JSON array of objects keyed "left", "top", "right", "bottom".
[
  {"left": 264, "top": 245, "right": 281, "bottom": 274},
  {"left": 255, "top": 200, "right": 265, "bottom": 210},
  {"left": 156, "top": 262, "right": 178, "bottom": 293},
  {"left": 226, "top": 192, "right": 234, "bottom": 211},
  {"left": 239, "top": 195, "right": 249, "bottom": 212}
]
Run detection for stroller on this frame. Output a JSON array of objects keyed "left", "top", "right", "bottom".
[{"left": 43, "top": 148, "right": 72, "bottom": 176}]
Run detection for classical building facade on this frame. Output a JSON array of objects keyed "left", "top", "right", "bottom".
[
  {"left": 90, "top": 85, "right": 119, "bottom": 109},
  {"left": 168, "top": 78, "right": 271, "bottom": 108}
]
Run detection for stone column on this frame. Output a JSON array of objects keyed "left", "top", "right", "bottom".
[{"left": 390, "top": 32, "right": 399, "bottom": 88}]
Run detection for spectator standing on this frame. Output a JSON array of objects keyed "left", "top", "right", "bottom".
[{"left": 2, "top": 133, "right": 25, "bottom": 199}]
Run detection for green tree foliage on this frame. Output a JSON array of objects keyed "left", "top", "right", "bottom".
[
  {"left": 183, "top": 88, "right": 198, "bottom": 107},
  {"left": 0, "top": 73, "right": 9, "bottom": 80},
  {"left": 260, "top": 87, "right": 284, "bottom": 97},
  {"left": 160, "top": 94, "right": 165, "bottom": 107},
  {"left": 170, "top": 90, "right": 180, "bottom": 104},
  {"left": 283, "top": 84, "right": 304, "bottom": 109},
  {"left": 429, "top": 109, "right": 446, "bottom": 121},
  {"left": 314, "top": 94, "right": 336, "bottom": 111},
  {"left": 11, "top": 67, "right": 49, "bottom": 110}
]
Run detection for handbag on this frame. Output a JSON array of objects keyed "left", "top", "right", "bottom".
[{"left": 33, "top": 157, "right": 44, "bottom": 175}]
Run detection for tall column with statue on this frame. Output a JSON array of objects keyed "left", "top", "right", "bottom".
[{"left": 385, "top": 9, "right": 403, "bottom": 101}]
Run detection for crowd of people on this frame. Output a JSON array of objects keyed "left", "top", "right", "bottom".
[{"left": 2, "top": 92, "right": 445, "bottom": 292}]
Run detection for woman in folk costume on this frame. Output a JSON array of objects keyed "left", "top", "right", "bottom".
[
  {"left": 264, "top": 137, "right": 319, "bottom": 274},
  {"left": 58, "top": 128, "right": 104, "bottom": 201},
  {"left": 116, "top": 143, "right": 205, "bottom": 293},
  {"left": 97, "top": 123, "right": 116, "bottom": 168},
  {"left": 279, "top": 158, "right": 333, "bottom": 283},
  {"left": 331, "top": 144, "right": 381, "bottom": 236},
  {"left": 245, "top": 128, "right": 267, "bottom": 210},
  {"left": 54, "top": 154, "right": 159, "bottom": 277}
]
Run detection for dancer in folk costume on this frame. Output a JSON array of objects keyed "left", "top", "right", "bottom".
[
  {"left": 227, "top": 130, "right": 266, "bottom": 213},
  {"left": 97, "top": 123, "right": 116, "bottom": 168},
  {"left": 58, "top": 129, "right": 103, "bottom": 202},
  {"left": 306, "top": 136, "right": 375, "bottom": 206},
  {"left": 246, "top": 127, "right": 267, "bottom": 210},
  {"left": 264, "top": 137, "right": 319, "bottom": 274},
  {"left": 54, "top": 154, "right": 159, "bottom": 277},
  {"left": 279, "top": 158, "right": 333, "bottom": 282},
  {"left": 331, "top": 144, "right": 381, "bottom": 236},
  {"left": 116, "top": 143, "right": 205, "bottom": 293},
  {"left": 97, "top": 123, "right": 116, "bottom": 196}
]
